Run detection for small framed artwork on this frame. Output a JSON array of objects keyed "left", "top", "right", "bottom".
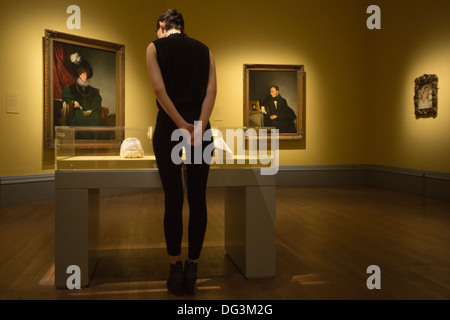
[
  {"left": 44, "top": 29, "right": 125, "bottom": 149},
  {"left": 414, "top": 74, "right": 438, "bottom": 118},
  {"left": 249, "top": 100, "right": 261, "bottom": 114},
  {"left": 243, "top": 64, "right": 305, "bottom": 140}
]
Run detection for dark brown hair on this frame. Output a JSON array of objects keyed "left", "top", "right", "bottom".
[{"left": 155, "top": 9, "right": 184, "bottom": 33}]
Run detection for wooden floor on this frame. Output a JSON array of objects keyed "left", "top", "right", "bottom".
[{"left": 0, "top": 186, "right": 449, "bottom": 300}]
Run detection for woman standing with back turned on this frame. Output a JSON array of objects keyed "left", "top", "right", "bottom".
[{"left": 146, "top": 9, "right": 217, "bottom": 296}]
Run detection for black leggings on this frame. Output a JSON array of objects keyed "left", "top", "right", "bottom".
[{"left": 153, "top": 113, "right": 212, "bottom": 260}]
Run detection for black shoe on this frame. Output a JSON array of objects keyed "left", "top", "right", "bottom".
[
  {"left": 184, "top": 260, "right": 198, "bottom": 296},
  {"left": 167, "top": 261, "right": 184, "bottom": 296}
]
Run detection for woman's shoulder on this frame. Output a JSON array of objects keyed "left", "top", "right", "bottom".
[
  {"left": 151, "top": 34, "right": 209, "bottom": 55},
  {"left": 187, "top": 35, "right": 209, "bottom": 50}
]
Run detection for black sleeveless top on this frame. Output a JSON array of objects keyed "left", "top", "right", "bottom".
[{"left": 153, "top": 33, "right": 210, "bottom": 123}]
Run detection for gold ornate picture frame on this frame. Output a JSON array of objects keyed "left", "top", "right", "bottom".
[
  {"left": 244, "top": 64, "right": 305, "bottom": 140},
  {"left": 44, "top": 29, "right": 125, "bottom": 149},
  {"left": 414, "top": 74, "right": 438, "bottom": 118}
]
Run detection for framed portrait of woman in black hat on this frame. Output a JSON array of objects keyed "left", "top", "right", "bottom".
[{"left": 44, "top": 30, "right": 125, "bottom": 148}]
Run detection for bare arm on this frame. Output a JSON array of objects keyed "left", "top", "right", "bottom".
[
  {"left": 198, "top": 51, "right": 217, "bottom": 132},
  {"left": 146, "top": 42, "right": 192, "bottom": 131}
]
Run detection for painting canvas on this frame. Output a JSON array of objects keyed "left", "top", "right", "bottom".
[
  {"left": 244, "top": 64, "right": 305, "bottom": 140},
  {"left": 44, "top": 30, "right": 125, "bottom": 148},
  {"left": 414, "top": 74, "right": 438, "bottom": 118}
]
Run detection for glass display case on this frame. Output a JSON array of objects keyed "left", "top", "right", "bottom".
[
  {"left": 55, "top": 126, "right": 156, "bottom": 170},
  {"left": 55, "top": 126, "right": 278, "bottom": 171},
  {"left": 54, "top": 126, "right": 278, "bottom": 287}
]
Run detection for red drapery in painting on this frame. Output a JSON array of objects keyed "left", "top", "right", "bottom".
[{"left": 53, "top": 42, "right": 76, "bottom": 100}]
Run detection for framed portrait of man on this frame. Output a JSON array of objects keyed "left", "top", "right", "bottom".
[
  {"left": 243, "top": 64, "right": 305, "bottom": 140},
  {"left": 44, "top": 30, "right": 125, "bottom": 149}
]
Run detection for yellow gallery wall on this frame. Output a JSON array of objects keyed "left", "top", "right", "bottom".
[
  {"left": 168, "top": 0, "right": 371, "bottom": 167},
  {"left": 365, "top": 0, "right": 450, "bottom": 173},
  {"left": 0, "top": 0, "right": 166, "bottom": 176},
  {"left": 0, "top": 0, "right": 449, "bottom": 177}
]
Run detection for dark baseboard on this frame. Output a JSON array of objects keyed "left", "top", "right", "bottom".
[
  {"left": 1, "top": 165, "right": 449, "bottom": 207},
  {"left": 276, "top": 164, "right": 450, "bottom": 202},
  {"left": 0, "top": 174, "right": 55, "bottom": 207}
]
